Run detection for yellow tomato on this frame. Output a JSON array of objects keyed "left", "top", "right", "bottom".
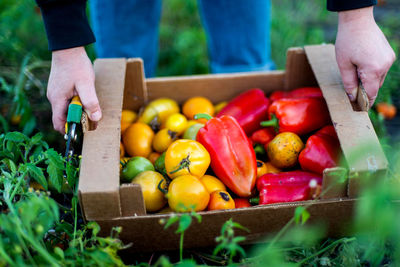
[
  {"left": 267, "top": 132, "right": 304, "bottom": 169},
  {"left": 122, "top": 123, "right": 154, "bottom": 157},
  {"left": 121, "top": 110, "right": 137, "bottom": 134},
  {"left": 152, "top": 129, "right": 177, "bottom": 153},
  {"left": 182, "top": 97, "right": 214, "bottom": 123},
  {"left": 165, "top": 139, "right": 210, "bottom": 179},
  {"left": 138, "top": 98, "right": 180, "bottom": 125},
  {"left": 165, "top": 113, "right": 188, "bottom": 135},
  {"left": 256, "top": 160, "right": 267, "bottom": 178},
  {"left": 167, "top": 175, "right": 210, "bottom": 212},
  {"left": 200, "top": 175, "right": 226, "bottom": 194},
  {"left": 208, "top": 190, "right": 235, "bottom": 211},
  {"left": 214, "top": 101, "right": 227, "bottom": 114},
  {"left": 132, "top": 171, "right": 167, "bottom": 212},
  {"left": 265, "top": 162, "right": 281, "bottom": 173}
]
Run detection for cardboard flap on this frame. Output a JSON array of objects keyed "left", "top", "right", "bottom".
[
  {"left": 79, "top": 58, "right": 127, "bottom": 220},
  {"left": 304, "top": 44, "right": 388, "bottom": 196},
  {"left": 123, "top": 58, "right": 148, "bottom": 111}
]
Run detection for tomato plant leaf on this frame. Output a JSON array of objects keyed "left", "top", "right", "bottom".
[
  {"left": 294, "top": 206, "right": 310, "bottom": 225},
  {"left": 47, "top": 163, "right": 63, "bottom": 193},
  {"left": 26, "top": 163, "right": 48, "bottom": 190},
  {"left": 66, "top": 161, "right": 77, "bottom": 189},
  {"left": 176, "top": 214, "right": 192, "bottom": 234},
  {"left": 4, "top": 131, "right": 27, "bottom": 143},
  {"left": 54, "top": 247, "right": 64, "bottom": 260},
  {"left": 164, "top": 215, "right": 179, "bottom": 230}
]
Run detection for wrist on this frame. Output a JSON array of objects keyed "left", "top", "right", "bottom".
[
  {"left": 52, "top": 46, "right": 86, "bottom": 61},
  {"left": 338, "top": 6, "right": 374, "bottom": 26}
]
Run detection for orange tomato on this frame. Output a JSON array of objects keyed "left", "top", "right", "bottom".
[
  {"left": 121, "top": 110, "right": 137, "bottom": 134},
  {"left": 148, "top": 152, "right": 161, "bottom": 165},
  {"left": 167, "top": 175, "right": 210, "bottom": 212},
  {"left": 200, "top": 175, "right": 226, "bottom": 194},
  {"left": 182, "top": 97, "right": 214, "bottom": 124},
  {"left": 122, "top": 123, "right": 154, "bottom": 157},
  {"left": 376, "top": 102, "right": 397, "bottom": 120},
  {"left": 120, "top": 142, "right": 125, "bottom": 158},
  {"left": 208, "top": 190, "right": 235, "bottom": 211}
]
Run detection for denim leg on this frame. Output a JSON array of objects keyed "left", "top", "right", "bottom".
[
  {"left": 89, "top": 0, "right": 162, "bottom": 77},
  {"left": 198, "top": 0, "right": 274, "bottom": 73}
]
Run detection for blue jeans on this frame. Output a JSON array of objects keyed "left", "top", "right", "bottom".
[{"left": 90, "top": 0, "right": 273, "bottom": 77}]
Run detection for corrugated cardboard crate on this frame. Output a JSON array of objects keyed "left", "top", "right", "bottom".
[{"left": 78, "top": 44, "right": 387, "bottom": 251}]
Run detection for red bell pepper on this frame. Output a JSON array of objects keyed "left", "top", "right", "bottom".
[
  {"left": 195, "top": 114, "right": 257, "bottom": 197},
  {"left": 270, "top": 87, "right": 323, "bottom": 102},
  {"left": 256, "top": 171, "right": 322, "bottom": 205},
  {"left": 261, "top": 98, "right": 331, "bottom": 135},
  {"left": 217, "top": 89, "right": 270, "bottom": 134},
  {"left": 299, "top": 125, "right": 341, "bottom": 175},
  {"left": 234, "top": 198, "right": 251, "bottom": 208}
]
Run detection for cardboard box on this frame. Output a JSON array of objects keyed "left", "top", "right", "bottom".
[{"left": 78, "top": 44, "right": 387, "bottom": 252}]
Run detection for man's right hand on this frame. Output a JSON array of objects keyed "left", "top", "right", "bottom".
[{"left": 47, "top": 46, "right": 102, "bottom": 133}]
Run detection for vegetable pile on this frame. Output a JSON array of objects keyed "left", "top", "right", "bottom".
[{"left": 119, "top": 87, "right": 343, "bottom": 213}]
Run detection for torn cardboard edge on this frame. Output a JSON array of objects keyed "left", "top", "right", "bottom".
[{"left": 78, "top": 44, "right": 387, "bottom": 223}]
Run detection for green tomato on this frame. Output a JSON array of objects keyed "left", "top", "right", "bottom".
[
  {"left": 121, "top": 157, "right": 154, "bottom": 182},
  {"left": 183, "top": 123, "right": 204, "bottom": 140},
  {"left": 155, "top": 152, "right": 167, "bottom": 176}
]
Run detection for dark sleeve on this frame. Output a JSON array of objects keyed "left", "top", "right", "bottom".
[
  {"left": 35, "top": 0, "right": 95, "bottom": 51},
  {"left": 327, "top": 0, "right": 377, "bottom": 11}
]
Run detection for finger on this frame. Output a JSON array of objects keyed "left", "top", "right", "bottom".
[
  {"left": 359, "top": 71, "right": 381, "bottom": 107},
  {"left": 75, "top": 79, "right": 102, "bottom": 122},
  {"left": 51, "top": 98, "right": 69, "bottom": 134},
  {"left": 379, "top": 71, "right": 388, "bottom": 88},
  {"left": 336, "top": 56, "right": 359, "bottom": 102}
]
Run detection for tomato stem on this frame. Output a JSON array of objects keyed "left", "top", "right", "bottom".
[
  {"left": 194, "top": 113, "right": 212, "bottom": 121},
  {"left": 169, "top": 154, "right": 191, "bottom": 175}
]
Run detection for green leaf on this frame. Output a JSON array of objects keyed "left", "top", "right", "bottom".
[
  {"left": 66, "top": 161, "right": 78, "bottom": 189},
  {"left": 47, "top": 162, "right": 63, "bottom": 193},
  {"left": 30, "top": 132, "right": 43, "bottom": 146},
  {"left": 4, "top": 131, "right": 27, "bottom": 143},
  {"left": 0, "top": 114, "right": 9, "bottom": 133},
  {"left": 26, "top": 163, "right": 48, "bottom": 190},
  {"left": 232, "top": 222, "right": 250, "bottom": 233},
  {"left": 294, "top": 206, "right": 310, "bottom": 225},
  {"left": 22, "top": 116, "right": 36, "bottom": 136},
  {"left": 191, "top": 211, "right": 202, "bottom": 223},
  {"left": 87, "top": 221, "right": 101, "bottom": 237},
  {"left": 54, "top": 247, "right": 64, "bottom": 260},
  {"left": 176, "top": 214, "right": 192, "bottom": 234},
  {"left": 164, "top": 215, "right": 179, "bottom": 230},
  {"left": 45, "top": 149, "right": 65, "bottom": 193},
  {"left": 1, "top": 158, "right": 17, "bottom": 173}
]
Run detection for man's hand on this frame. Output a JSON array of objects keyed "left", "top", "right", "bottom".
[
  {"left": 336, "top": 6, "right": 396, "bottom": 106},
  {"left": 47, "top": 47, "right": 102, "bottom": 133}
]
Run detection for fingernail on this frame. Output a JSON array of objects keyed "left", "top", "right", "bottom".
[
  {"left": 91, "top": 111, "right": 102, "bottom": 121},
  {"left": 347, "top": 93, "right": 355, "bottom": 102},
  {"left": 351, "top": 87, "right": 358, "bottom": 99}
]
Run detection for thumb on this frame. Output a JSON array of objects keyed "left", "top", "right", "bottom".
[
  {"left": 75, "top": 79, "right": 102, "bottom": 122},
  {"left": 337, "top": 57, "right": 359, "bottom": 102}
]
